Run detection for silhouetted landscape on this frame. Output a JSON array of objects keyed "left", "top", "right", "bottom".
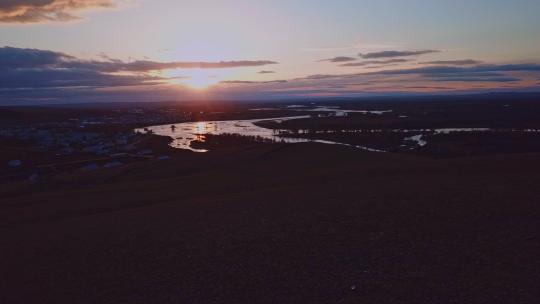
[{"left": 2, "top": 93, "right": 540, "bottom": 303}]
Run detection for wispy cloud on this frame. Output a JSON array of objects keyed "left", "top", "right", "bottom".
[
  {"left": 0, "top": 0, "right": 121, "bottom": 23},
  {"left": 217, "top": 63, "right": 540, "bottom": 98},
  {"left": 319, "top": 56, "right": 357, "bottom": 63},
  {"left": 296, "top": 63, "right": 540, "bottom": 89},
  {"left": 432, "top": 77, "right": 521, "bottom": 82},
  {"left": 258, "top": 70, "right": 276, "bottom": 74},
  {"left": 360, "top": 50, "right": 439, "bottom": 59},
  {"left": 289, "top": 63, "right": 540, "bottom": 83},
  {"left": 340, "top": 59, "right": 408, "bottom": 67},
  {"left": 367, "top": 64, "right": 540, "bottom": 76},
  {"left": 220, "top": 80, "right": 287, "bottom": 84},
  {"left": 420, "top": 59, "right": 482, "bottom": 66},
  {"left": 96, "top": 60, "right": 278, "bottom": 71},
  {"left": 0, "top": 46, "right": 277, "bottom": 71}
]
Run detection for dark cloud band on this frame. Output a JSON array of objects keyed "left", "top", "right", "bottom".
[
  {"left": 319, "top": 56, "right": 357, "bottom": 63},
  {"left": 420, "top": 59, "right": 482, "bottom": 66},
  {"left": 340, "top": 59, "right": 408, "bottom": 67},
  {"left": 360, "top": 50, "right": 439, "bottom": 59},
  {"left": 0, "top": 46, "right": 278, "bottom": 90}
]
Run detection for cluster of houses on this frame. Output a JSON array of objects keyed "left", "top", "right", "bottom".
[
  {"left": 1, "top": 123, "right": 174, "bottom": 181},
  {"left": 0, "top": 126, "right": 140, "bottom": 157},
  {"left": 0, "top": 108, "right": 195, "bottom": 181}
]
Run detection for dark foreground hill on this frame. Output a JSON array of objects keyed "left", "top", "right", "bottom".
[{"left": 1, "top": 143, "right": 539, "bottom": 303}]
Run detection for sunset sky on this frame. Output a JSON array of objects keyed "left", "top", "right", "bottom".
[{"left": 2, "top": 0, "right": 540, "bottom": 104}]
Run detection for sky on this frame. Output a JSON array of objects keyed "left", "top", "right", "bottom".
[{"left": 1, "top": 0, "right": 540, "bottom": 104}]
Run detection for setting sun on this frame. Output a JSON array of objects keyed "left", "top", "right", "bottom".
[{"left": 182, "top": 70, "right": 219, "bottom": 90}]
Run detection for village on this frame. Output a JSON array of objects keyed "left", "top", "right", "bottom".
[{"left": 0, "top": 107, "right": 196, "bottom": 182}]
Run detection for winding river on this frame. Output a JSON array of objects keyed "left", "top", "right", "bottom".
[{"left": 135, "top": 108, "right": 387, "bottom": 153}]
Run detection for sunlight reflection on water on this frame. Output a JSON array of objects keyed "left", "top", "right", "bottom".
[
  {"left": 137, "top": 116, "right": 313, "bottom": 152},
  {"left": 135, "top": 107, "right": 395, "bottom": 153}
]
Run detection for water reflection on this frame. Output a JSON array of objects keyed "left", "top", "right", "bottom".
[
  {"left": 136, "top": 116, "right": 308, "bottom": 152},
  {"left": 136, "top": 114, "right": 389, "bottom": 152},
  {"left": 195, "top": 121, "right": 207, "bottom": 134},
  {"left": 136, "top": 114, "right": 531, "bottom": 153},
  {"left": 135, "top": 107, "right": 397, "bottom": 153}
]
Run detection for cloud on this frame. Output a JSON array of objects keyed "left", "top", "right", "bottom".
[
  {"left": 0, "top": 66, "right": 161, "bottom": 89},
  {"left": 0, "top": 0, "right": 118, "bottom": 23},
  {"left": 220, "top": 80, "right": 287, "bottom": 84},
  {"left": 258, "top": 70, "right": 275, "bottom": 74},
  {"left": 0, "top": 46, "right": 277, "bottom": 90},
  {"left": 257, "top": 62, "right": 539, "bottom": 96},
  {"left": 0, "top": 48, "right": 159, "bottom": 90},
  {"left": 80, "top": 59, "right": 278, "bottom": 72},
  {"left": 0, "top": 46, "right": 72, "bottom": 68},
  {"left": 359, "top": 50, "right": 439, "bottom": 59},
  {"left": 301, "top": 74, "right": 337, "bottom": 80},
  {"left": 294, "top": 63, "right": 540, "bottom": 83},
  {"left": 432, "top": 77, "right": 521, "bottom": 82},
  {"left": 2, "top": 46, "right": 540, "bottom": 104},
  {"left": 420, "top": 59, "right": 482, "bottom": 65},
  {"left": 0, "top": 47, "right": 161, "bottom": 89},
  {"left": 340, "top": 63, "right": 540, "bottom": 84},
  {"left": 367, "top": 64, "right": 540, "bottom": 76},
  {"left": 0, "top": 46, "right": 277, "bottom": 71},
  {"left": 319, "top": 56, "right": 357, "bottom": 63},
  {"left": 340, "top": 59, "right": 408, "bottom": 67},
  {"left": 209, "top": 62, "right": 540, "bottom": 98},
  {"left": 404, "top": 86, "right": 453, "bottom": 90}
]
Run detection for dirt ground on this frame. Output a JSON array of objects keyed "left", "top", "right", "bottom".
[{"left": 1, "top": 142, "right": 539, "bottom": 303}]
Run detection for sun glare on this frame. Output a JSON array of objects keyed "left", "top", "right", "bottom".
[
  {"left": 182, "top": 70, "right": 219, "bottom": 90},
  {"left": 195, "top": 121, "right": 208, "bottom": 134}
]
